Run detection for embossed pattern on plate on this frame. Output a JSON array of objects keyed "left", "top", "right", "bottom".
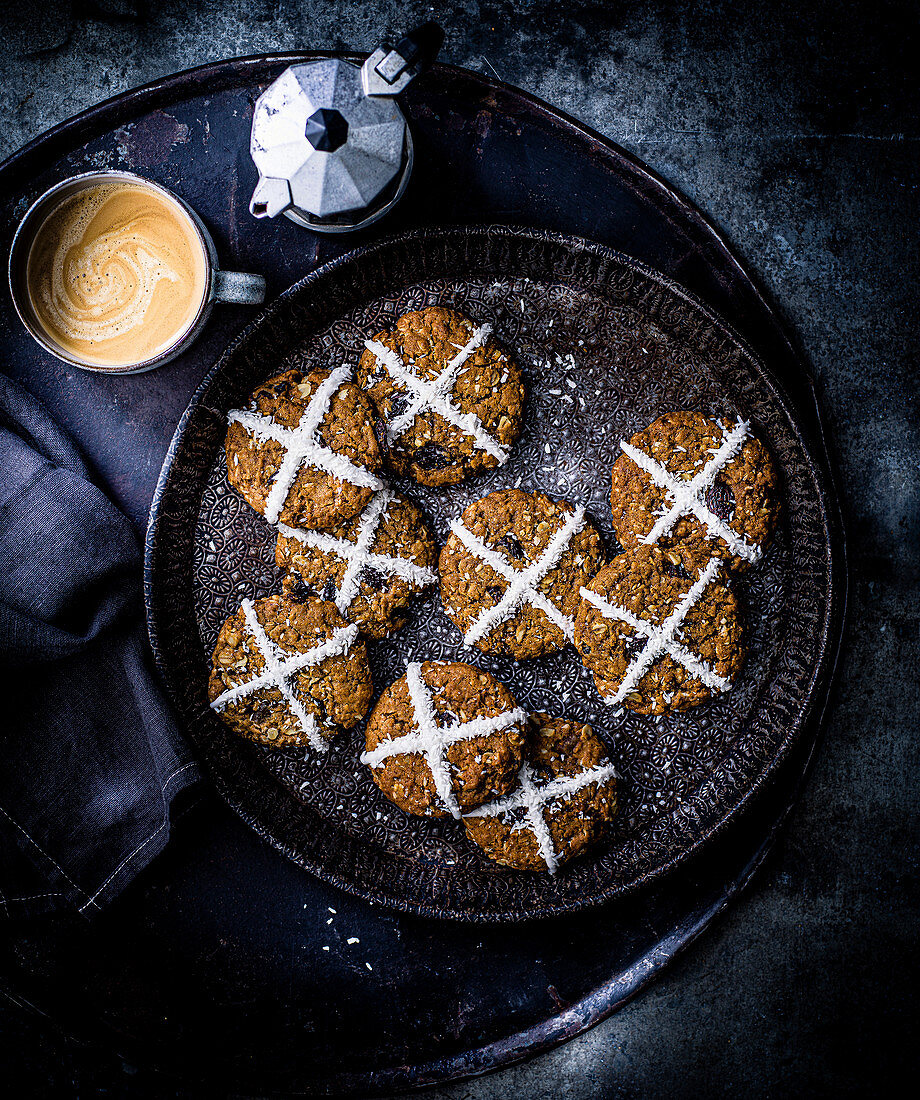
[{"left": 146, "top": 227, "right": 832, "bottom": 921}]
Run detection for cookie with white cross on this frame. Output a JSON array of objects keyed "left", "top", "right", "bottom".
[
  {"left": 464, "top": 714, "right": 617, "bottom": 873},
  {"left": 361, "top": 661, "right": 529, "bottom": 819},
  {"left": 208, "top": 594, "right": 372, "bottom": 750},
  {"left": 574, "top": 547, "right": 744, "bottom": 716},
  {"left": 225, "top": 366, "right": 384, "bottom": 531},
  {"left": 356, "top": 306, "right": 524, "bottom": 486},
  {"left": 439, "top": 489, "right": 605, "bottom": 661},
  {"left": 610, "top": 411, "right": 780, "bottom": 574},
  {"left": 275, "top": 489, "right": 438, "bottom": 639}
]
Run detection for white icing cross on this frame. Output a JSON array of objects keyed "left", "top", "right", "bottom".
[
  {"left": 449, "top": 505, "right": 586, "bottom": 647},
  {"left": 465, "top": 760, "right": 617, "bottom": 874},
  {"left": 363, "top": 323, "right": 509, "bottom": 461},
  {"left": 210, "top": 598, "right": 359, "bottom": 753},
  {"left": 228, "top": 365, "right": 384, "bottom": 525},
  {"left": 359, "top": 662, "right": 527, "bottom": 820},
  {"left": 579, "top": 557, "right": 730, "bottom": 707},
  {"left": 619, "top": 418, "right": 761, "bottom": 564},
  {"left": 276, "top": 489, "right": 437, "bottom": 615}
]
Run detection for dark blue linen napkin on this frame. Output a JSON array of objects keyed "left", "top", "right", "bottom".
[{"left": 0, "top": 373, "right": 199, "bottom": 919}]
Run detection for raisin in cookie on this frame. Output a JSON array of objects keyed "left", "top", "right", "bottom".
[
  {"left": 356, "top": 306, "right": 524, "bottom": 486},
  {"left": 225, "top": 366, "right": 384, "bottom": 530},
  {"left": 610, "top": 411, "right": 779, "bottom": 574},
  {"left": 276, "top": 488, "right": 438, "bottom": 639},
  {"left": 208, "top": 595, "right": 372, "bottom": 751},
  {"left": 464, "top": 714, "right": 617, "bottom": 873},
  {"left": 439, "top": 489, "right": 605, "bottom": 661},
  {"left": 360, "top": 661, "right": 529, "bottom": 819},
  {"left": 574, "top": 547, "right": 744, "bottom": 716}
]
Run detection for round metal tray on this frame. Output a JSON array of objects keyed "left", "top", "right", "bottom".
[
  {"left": 0, "top": 56, "right": 845, "bottom": 1093},
  {"left": 147, "top": 226, "right": 834, "bottom": 922}
]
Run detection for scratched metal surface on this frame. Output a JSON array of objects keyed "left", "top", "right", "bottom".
[{"left": 0, "top": 59, "right": 844, "bottom": 1093}]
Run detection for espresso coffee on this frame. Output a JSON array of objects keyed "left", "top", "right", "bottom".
[{"left": 26, "top": 181, "right": 208, "bottom": 368}]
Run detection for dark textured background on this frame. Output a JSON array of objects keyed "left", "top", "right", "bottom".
[{"left": 1, "top": 1, "right": 917, "bottom": 1096}]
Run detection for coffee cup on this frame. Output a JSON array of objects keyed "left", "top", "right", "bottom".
[{"left": 8, "top": 170, "right": 266, "bottom": 374}]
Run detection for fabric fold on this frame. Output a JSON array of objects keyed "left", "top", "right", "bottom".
[{"left": 0, "top": 372, "right": 199, "bottom": 919}]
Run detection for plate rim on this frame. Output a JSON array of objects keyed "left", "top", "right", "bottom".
[{"left": 144, "top": 222, "right": 838, "bottom": 923}]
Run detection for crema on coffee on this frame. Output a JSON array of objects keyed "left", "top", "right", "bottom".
[{"left": 26, "top": 181, "right": 208, "bottom": 367}]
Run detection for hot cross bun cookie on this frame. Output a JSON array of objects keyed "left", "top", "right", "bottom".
[
  {"left": 226, "top": 366, "right": 384, "bottom": 530},
  {"left": 574, "top": 547, "right": 744, "bottom": 716},
  {"left": 439, "top": 489, "right": 605, "bottom": 661},
  {"left": 276, "top": 489, "right": 438, "bottom": 639},
  {"left": 464, "top": 713, "right": 617, "bottom": 874},
  {"left": 208, "top": 595, "right": 372, "bottom": 750},
  {"left": 360, "top": 661, "right": 529, "bottom": 820},
  {"left": 356, "top": 306, "right": 524, "bottom": 486},
  {"left": 610, "top": 411, "right": 779, "bottom": 574}
]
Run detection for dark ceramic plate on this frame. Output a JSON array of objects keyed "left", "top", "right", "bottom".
[{"left": 145, "top": 225, "right": 833, "bottom": 921}]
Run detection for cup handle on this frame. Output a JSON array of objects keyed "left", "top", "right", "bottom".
[{"left": 213, "top": 270, "right": 266, "bottom": 305}]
